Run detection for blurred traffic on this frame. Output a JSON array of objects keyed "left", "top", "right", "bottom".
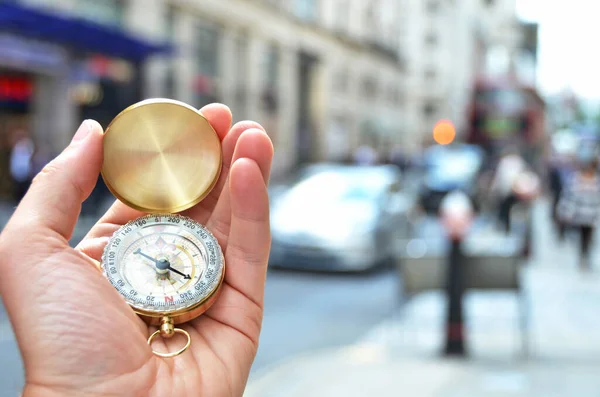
[
  {"left": 2, "top": 0, "right": 600, "bottom": 396},
  {"left": 269, "top": 163, "right": 410, "bottom": 271}
]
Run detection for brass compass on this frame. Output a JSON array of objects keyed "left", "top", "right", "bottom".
[{"left": 100, "top": 98, "right": 225, "bottom": 358}]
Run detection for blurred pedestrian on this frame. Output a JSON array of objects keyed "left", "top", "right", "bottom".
[
  {"left": 557, "top": 153, "right": 600, "bottom": 271},
  {"left": 353, "top": 144, "right": 378, "bottom": 165},
  {"left": 547, "top": 152, "right": 574, "bottom": 240},
  {"left": 9, "top": 128, "right": 34, "bottom": 203},
  {"left": 31, "top": 144, "right": 53, "bottom": 176},
  {"left": 389, "top": 145, "right": 409, "bottom": 172},
  {"left": 490, "top": 147, "right": 528, "bottom": 233}
]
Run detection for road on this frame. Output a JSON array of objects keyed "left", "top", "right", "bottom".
[
  {"left": 253, "top": 267, "right": 398, "bottom": 373},
  {"left": 244, "top": 200, "right": 600, "bottom": 397}
]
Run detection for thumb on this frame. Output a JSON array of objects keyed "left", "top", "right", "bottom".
[{"left": 14, "top": 120, "right": 104, "bottom": 240}]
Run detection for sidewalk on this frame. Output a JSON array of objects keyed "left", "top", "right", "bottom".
[{"left": 244, "top": 200, "right": 600, "bottom": 397}]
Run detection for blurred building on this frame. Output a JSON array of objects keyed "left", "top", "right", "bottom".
[
  {"left": 0, "top": 0, "right": 171, "bottom": 198},
  {"left": 0, "top": 0, "right": 535, "bottom": 185},
  {"left": 399, "top": 0, "right": 534, "bottom": 145},
  {"left": 139, "top": 0, "right": 406, "bottom": 176},
  {"left": 0, "top": 0, "right": 408, "bottom": 180}
]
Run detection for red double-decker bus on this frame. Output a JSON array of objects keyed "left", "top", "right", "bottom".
[{"left": 466, "top": 76, "right": 547, "bottom": 172}]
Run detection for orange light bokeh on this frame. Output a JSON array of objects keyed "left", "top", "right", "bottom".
[{"left": 433, "top": 119, "right": 456, "bottom": 145}]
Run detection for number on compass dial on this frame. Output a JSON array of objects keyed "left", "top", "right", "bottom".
[{"left": 102, "top": 215, "right": 224, "bottom": 313}]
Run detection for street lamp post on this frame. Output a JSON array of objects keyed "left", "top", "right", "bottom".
[{"left": 439, "top": 191, "right": 474, "bottom": 357}]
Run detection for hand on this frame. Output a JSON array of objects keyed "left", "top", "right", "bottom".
[{"left": 0, "top": 104, "right": 274, "bottom": 397}]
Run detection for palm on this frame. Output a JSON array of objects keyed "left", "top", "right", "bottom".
[
  {"left": 1, "top": 106, "right": 273, "bottom": 397},
  {"left": 74, "top": 196, "right": 265, "bottom": 396}
]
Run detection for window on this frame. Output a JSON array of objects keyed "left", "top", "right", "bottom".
[
  {"left": 424, "top": 68, "right": 436, "bottom": 80},
  {"left": 195, "top": 22, "right": 220, "bottom": 78},
  {"left": 194, "top": 20, "right": 221, "bottom": 107},
  {"left": 361, "top": 76, "right": 378, "bottom": 99},
  {"left": 426, "top": 0, "right": 439, "bottom": 13},
  {"left": 333, "top": 0, "right": 350, "bottom": 32},
  {"left": 264, "top": 44, "right": 280, "bottom": 89},
  {"left": 333, "top": 68, "right": 349, "bottom": 93},
  {"left": 387, "top": 85, "right": 403, "bottom": 105},
  {"left": 262, "top": 43, "right": 280, "bottom": 114},
  {"left": 423, "top": 101, "right": 437, "bottom": 117},
  {"left": 231, "top": 32, "right": 249, "bottom": 120},
  {"left": 165, "top": 4, "right": 176, "bottom": 39},
  {"left": 234, "top": 32, "right": 249, "bottom": 83},
  {"left": 263, "top": 0, "right": 283, "bottom": 8},
  {"left": 73, "top": 0, "right": 125, "bottom": 27},
  {"left": 294, "top": 0, "right": 318, "bottom": 22},
  {"left": 425, "top": 32, "right": 438, "bottom": 46},
  {"left": 164, "top": 5, "right": 177, "bottom": 97}
]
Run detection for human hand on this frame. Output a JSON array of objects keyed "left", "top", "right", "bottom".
[{"left": 0, "top": 104, "right": 273, "bottom": 397}]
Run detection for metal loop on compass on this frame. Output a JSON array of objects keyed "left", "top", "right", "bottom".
[{"left": 148, "top": 328, "right": 191, "bottom": 358}]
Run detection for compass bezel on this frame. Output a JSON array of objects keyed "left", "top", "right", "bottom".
[{"left": 101, "top": 214, "right": 225, "bottom": 326}]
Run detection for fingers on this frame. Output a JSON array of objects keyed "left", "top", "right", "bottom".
[
  {"left": 8, "top": 120, "right": 104, "bottom": 240},
  {"left": 199, "top": 103, "right": 232, "bottom": 141},
  {"left": 223, "top": 158, "right": 271, "bottom": 308},
  {"left": 181, "top": 121, "right": 267, "bottom": 225},
  {"left": 231, "top": 129, "right": 273, "bottom": 185},
  {"left": 76, "top": 236, "right": 111, "bottom": 263},
  {"left": 205, "top": 129, "right": 273, "bottom": 245}
]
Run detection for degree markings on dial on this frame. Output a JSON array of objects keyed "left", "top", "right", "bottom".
[
  {"left": 169, "top": 279, "right": 180, "bottom": 294},
  {"left": 106, "top": 218, "right": 221, "bottom": 312}
]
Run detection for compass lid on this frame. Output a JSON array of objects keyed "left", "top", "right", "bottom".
[{"left": 101, "top": 98, "right": 222, "bottom": 213}]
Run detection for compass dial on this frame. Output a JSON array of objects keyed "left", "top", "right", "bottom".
[{"left": 101, "top": 214, "right": 224, "bottom": 314}]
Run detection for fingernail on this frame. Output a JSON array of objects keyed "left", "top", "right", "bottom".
[{"left": 71, "top": 120, "right": 92, "bottom": 143}]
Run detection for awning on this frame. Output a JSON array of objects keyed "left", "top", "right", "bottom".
[{"left": 0, "top": 3, "right": 173, "bottom": 62}]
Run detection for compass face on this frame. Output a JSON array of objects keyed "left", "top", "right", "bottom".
[{"left": 101, "top": 214, "right": 224, "bottom": 314}]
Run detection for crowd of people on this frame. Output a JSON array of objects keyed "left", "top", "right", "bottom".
[{"left": 342, "top": 136, "right": 600, "bottom": 271}]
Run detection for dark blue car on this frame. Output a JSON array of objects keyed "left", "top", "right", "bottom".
[{"left": 418, "top": 144, "right": 486, "bottom": 214}]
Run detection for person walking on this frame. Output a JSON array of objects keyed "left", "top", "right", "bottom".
[
  {"left": 548, "top": 152, "right": 574, "bottom": 240},
  {"left": 490, "top": 147, "right": 528, "bottom": 233},
  {"left": 557, "top": 153, "right": 600, "bottom": 271},
  {"left": 9, "top": 128, "right": 34, "bottom": 202}
]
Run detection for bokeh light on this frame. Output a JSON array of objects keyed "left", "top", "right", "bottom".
[{"left": 433, "top": 119, "right": 456, "bottom": 145}]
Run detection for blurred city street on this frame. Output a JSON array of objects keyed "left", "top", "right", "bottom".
[
  {"left": 0, "top": 195, "right": 402, "bottom": 396},
  {"left": 2, "top": 198, "right": 600, "bottom": 396},
  {"left": 2, "top": 0, "right": 600, "bottom": 396},
  {"left": 245, "top": 199, "right": 600, "bottom": 396}
]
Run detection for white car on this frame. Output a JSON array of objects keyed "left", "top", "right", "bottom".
[{"left": 268, "top": 164, "right": 412, "bottom": 272}]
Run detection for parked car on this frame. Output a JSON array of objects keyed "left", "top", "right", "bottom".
[
  {"left": 269, "top": 164, "right": 411, "bottom": 272},
  {"left": 418, "top": 144, "right": 485, "bottom": 214}
]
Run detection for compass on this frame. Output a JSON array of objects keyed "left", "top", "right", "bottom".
[{"left": 99, "top": 99, "right": 225, "bottom": 358}]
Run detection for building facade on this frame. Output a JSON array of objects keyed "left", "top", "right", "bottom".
[
  {"left": 4, "top": 0, "right": 408, "bottom": 179},
  {"left": 0, "top": 0, "right": 169, "bottom": 198},
  {"left": 0, "top": 0, "right": 530, "bottom": 186},
  {"left": 131, "top": 0, "right": 406, "bottom": 177},
  {"left": 398, "top": 0, "right": 528, "bottom": 147}
]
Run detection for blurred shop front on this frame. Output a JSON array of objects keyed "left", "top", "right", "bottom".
[{"left": 0, "top": 2, "right": 171, "bottom": 200}]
